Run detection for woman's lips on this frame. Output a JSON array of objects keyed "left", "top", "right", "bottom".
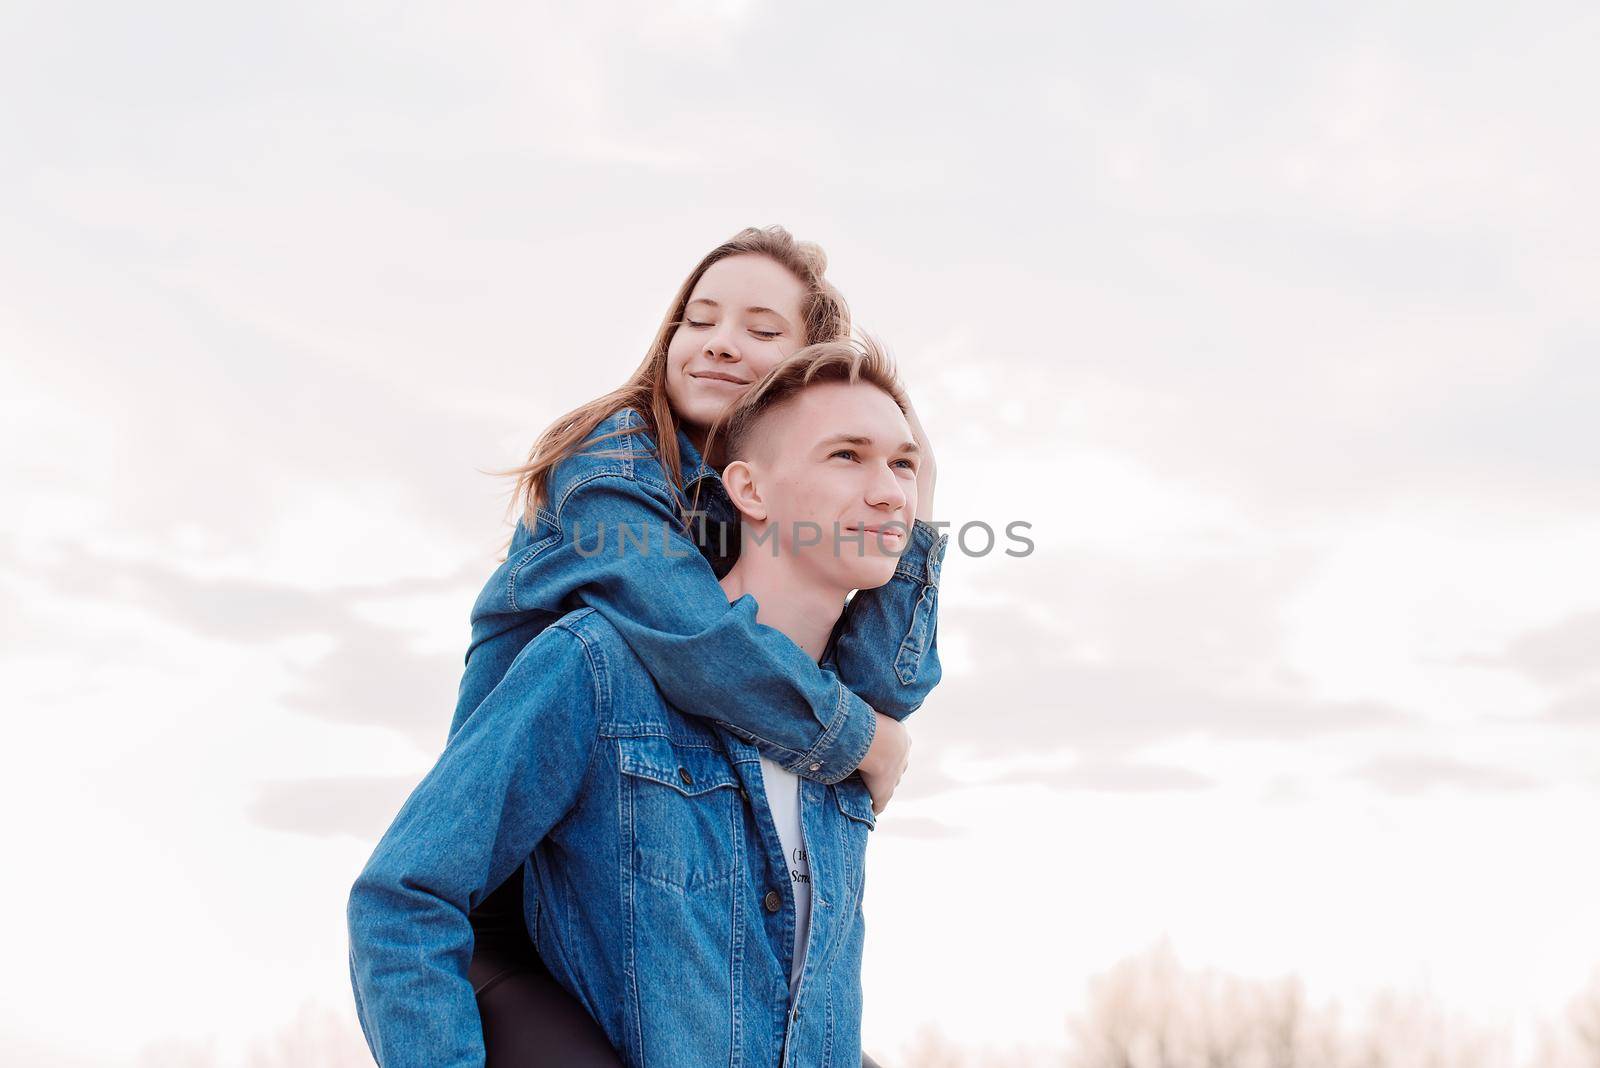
[{"left": 691, "top": 372, "right": 751, "bottom": 386}]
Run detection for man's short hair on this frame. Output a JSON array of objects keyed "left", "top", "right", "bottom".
[{"left": 705, "top": 336, "right": 909, "bottom": 468}]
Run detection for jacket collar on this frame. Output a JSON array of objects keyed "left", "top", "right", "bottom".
[{"left": 675, "top": 425, "right": 722, "bottom": 489}]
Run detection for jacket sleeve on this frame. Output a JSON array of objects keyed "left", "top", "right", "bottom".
[
  {"left": 347, "top": 627, "right": 600, "bottom": 1068},
  {"left": 497, "top": 469, "right": 876, "bottom": 784},
  {"left": 828, "top": 518, "right": 947, "bottom": 721}
]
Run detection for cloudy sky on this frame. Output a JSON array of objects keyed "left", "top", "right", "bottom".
[{"left": 4, "top": 1, "right": 1598, "bottom": 1064}]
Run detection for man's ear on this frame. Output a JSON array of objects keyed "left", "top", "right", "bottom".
[{"left": 721, "top": 460, "right": 769, "bottom": 522}]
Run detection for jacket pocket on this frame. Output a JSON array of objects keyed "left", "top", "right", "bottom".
[
  {"left": 617, "top": 733, "right": 743, "bottom": 892},
  {"left": 832, "top": 777, "right": 876, "bottom": 920},
  {"left": 832, "top": 777, "right": 876, "bottom": 830}
]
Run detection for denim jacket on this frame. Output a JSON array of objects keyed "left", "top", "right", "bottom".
[
  {"left": 452, "top": 406, "right": 948, "bottom": 784},
  {"left": 350, "top": 607, "right": 880, "bottom": 1067}
]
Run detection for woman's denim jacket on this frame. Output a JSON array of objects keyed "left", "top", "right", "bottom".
[
  {"left": 349, "top": 606, "right": 887, "bottom": 1066},
  {"left": 451, "top": 406, "right": 948, "bottom": 779}
]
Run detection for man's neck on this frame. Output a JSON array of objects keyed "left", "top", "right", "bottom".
[{"left": 717, "top": 535, "right": 847, "bottom": 663}]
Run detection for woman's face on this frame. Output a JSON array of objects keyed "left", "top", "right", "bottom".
[{"left": 664, "top": 253, "right": 808, "bottom": 442}]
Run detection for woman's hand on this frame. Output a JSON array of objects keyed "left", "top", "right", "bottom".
[
  {"left": 900, "top": 393, "right": 938, "bottom": 522},
  {"left": 858, "top": 712, "right": 911, "bottom": 815}
]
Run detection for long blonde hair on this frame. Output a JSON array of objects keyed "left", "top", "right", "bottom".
[{"left": 503, "top": 226, "right": 852, "bottom": 531}]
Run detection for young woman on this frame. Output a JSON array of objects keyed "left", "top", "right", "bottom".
[{"left": 446, "top": 226, "right": 946, "bottom": 1065}]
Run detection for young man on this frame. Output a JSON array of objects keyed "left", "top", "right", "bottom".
[{"left": 347, "top": 340, "right": 943, "bottom": 1067}]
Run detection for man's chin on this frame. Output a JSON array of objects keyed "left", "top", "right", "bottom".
[{"left": 842, "top": 559, "right": 899, "bottom": 593}]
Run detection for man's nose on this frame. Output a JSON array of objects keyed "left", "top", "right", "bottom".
[{"left": 866, "top": 462, "right": 908, "bottom": 511}]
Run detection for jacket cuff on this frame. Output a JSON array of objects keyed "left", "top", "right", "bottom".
[
  {"left": 790, "top": 683, "right": 878, "bottom": 784},
  {"left": 893, "top": 518, "right": 949, "bottom": 588}
]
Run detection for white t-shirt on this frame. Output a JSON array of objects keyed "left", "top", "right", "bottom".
[{"left": 758, "top": 755, "right": 812, "bottom": 993}]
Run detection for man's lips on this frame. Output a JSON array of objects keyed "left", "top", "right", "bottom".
[
  {"left": 847, "top": 524, "right": 906, "bottom": 540},
  {"left": 691, "top": 371, "right": 752, "bottom": 385}
]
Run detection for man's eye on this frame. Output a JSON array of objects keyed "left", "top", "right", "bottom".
[
  {"left": 893, "top": 458, "right": 917, "bottom": 471},
  {"left": 830, "top": 449, "right": 858, "bottom": 461}
]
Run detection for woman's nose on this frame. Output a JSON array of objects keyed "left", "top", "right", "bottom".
[{"left": 704, "top": 326, "right": 742, "bottom": 362}]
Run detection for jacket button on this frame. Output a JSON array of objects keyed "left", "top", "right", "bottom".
[
  {"left": 678, "top": 767, "right": 693, "bottom": 785},
  {"left": 809, "top": 762, "right": 821, "bottom": 772},
  {"left": 764, "top": 889, "right": 782, "bottom": 913}
]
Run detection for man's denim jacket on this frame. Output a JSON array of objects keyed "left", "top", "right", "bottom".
[
  {"left": 452, "top": 406, "right": 948, "bottom": 780},
  {"left": 349, "top": 607, "right": 882, "bottom": 1067}
]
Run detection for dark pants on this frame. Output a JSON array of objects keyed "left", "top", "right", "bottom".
[{"left": 471, "top": 940, "right": 624, "bottom": 1067}]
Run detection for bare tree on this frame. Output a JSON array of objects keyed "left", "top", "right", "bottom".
[
  {"left": 1569, "top": 968, "right": 1600, "bottom": 1068},
  {"left": 136, "top": 1037, "right": 219, "bottom": 1068},
  {"left": 1065, "top": 943, "right": 1522, "bottom": 1068},
  {"left": 247, "top": 1001, "right": 371, "bottom": 1068},
  {"left": 899, "top": 1023, "right": 977, "bottom": 1068},
  {"left": 127, "top": 958, "right": 1600, "bottom": 1068}
]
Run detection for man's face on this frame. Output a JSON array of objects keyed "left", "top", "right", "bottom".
[{"left": 748, "top": 380, "right": 920, "bottom": 592}]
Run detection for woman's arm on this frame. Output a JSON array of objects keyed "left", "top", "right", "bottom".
[
  {"left": 540, "top": 471, "right": 876, "bottom": 782},
  {"left": 828, "top": 517, "right": 946, "bottom": 720},
  {"left": 465, "top": 405, "right": 936, "bottom": 790},
  {"left": 349, "top": 627, "right": 601, "bottom": 1068}
]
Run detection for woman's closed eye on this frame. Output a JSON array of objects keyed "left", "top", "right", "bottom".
[{"left": 682, "top": 319, "right": 779, "bottom": 340}]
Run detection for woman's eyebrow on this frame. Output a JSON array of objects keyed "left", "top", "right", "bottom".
[{"left": 686, "top": 297, "right": 791, "bottom": 323}]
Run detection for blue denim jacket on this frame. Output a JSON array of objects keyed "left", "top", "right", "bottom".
[
  {"left": 349, "top": 607, "right": 880, "bottom": 1067},
  {"left": 453, "top": 407, "right": 947, "bottom": 783}
]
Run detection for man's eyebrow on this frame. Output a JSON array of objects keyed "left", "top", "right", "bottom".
[
  {"left": 816, "top": 433, "right": 921, "bottom": 455},
  {"left": 685, "top": 298, "right": 791, "bottom": 320}
]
